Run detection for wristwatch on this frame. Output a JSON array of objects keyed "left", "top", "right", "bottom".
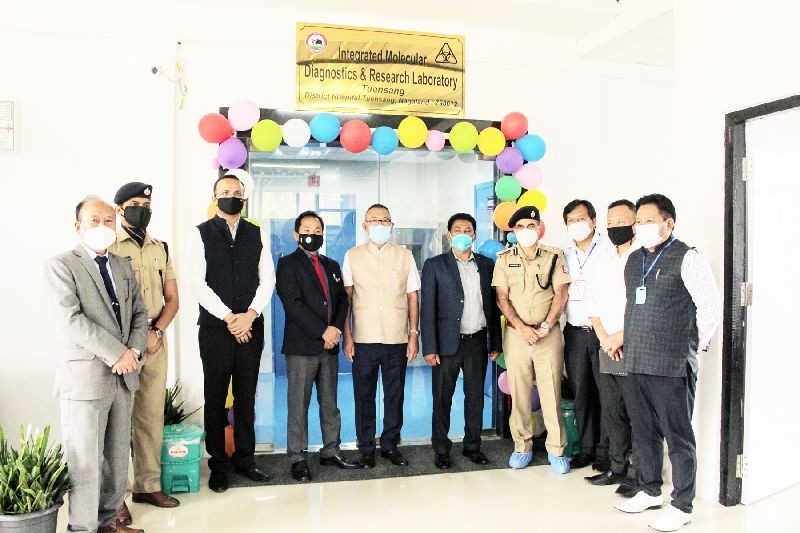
[
  {"left": 540, "top": 321, "right": 550, "bottom": 330},
  {"left": 151, "top": 326, "right": 164, "bottom": 339},
  {"left": 409, "top": 329, "right": 420, "bottom": 336}
]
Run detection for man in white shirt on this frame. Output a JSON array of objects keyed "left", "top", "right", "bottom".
[
  {"left": 586, "top": 199, "right": 639, "bottom": 497},
  {"left": 185, "top": 175, "right": 275, "bottom": 493},
  {"left": 342, "top": 204, "right": 420, "bottom": 468},
  {"left": 562, "top": 199, "right": 606, "bottom": 470}
]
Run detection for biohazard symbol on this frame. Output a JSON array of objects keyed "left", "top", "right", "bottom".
[{"left": 435, "top": 43, "right": 458, "bottom": 64}]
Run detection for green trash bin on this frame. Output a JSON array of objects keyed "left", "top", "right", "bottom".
[
  {"left": 161, "top": 424, "right": 204, "bottom": 495},
  {"left": 561, "top": 399, "right": 580, "bottom": 458}
]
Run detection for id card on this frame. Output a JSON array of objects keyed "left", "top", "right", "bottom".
[
  {"left": 569, "top": 280, "right": 586, "bottom": 301},
  {"left": 635, "top": 286, "right": 647, "bottom": 305}
]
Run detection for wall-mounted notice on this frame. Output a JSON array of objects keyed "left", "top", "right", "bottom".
[
  {"left": 0, "top": 101, "right": 14, "bottom": 150},
  {"left": 297, "top": 22, "right": 465, "bottom": 117}
]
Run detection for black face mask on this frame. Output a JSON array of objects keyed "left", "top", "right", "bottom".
[
  {"left": 123, "top": 205, "right": 151, "bottom": 230},
  {"left": 217, "top": 197, "right": 245, "bottom": 215},
  {"left": 298, "top": 234, "right": 323, "bottom": 252},
  {"left": 607, "top": 225, "right": 635, "bottom": 246}
]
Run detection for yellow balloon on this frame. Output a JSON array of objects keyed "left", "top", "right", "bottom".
[
  {"left": 477, "top": 127, "right": 506, "bottom": 157},
  {"left": 207, "top": 201, "right": 218, "bottom": 219},
  {"left": 449, "top": 121, "right": 478, "bottom": 152},
  {"left": 397, "top": 116, "right": 428, "bottom": 148},
  {"left": 518, "top": 189, "right": 548, "bottom": 212},
  {"left": 225, "top": 380, "right": 234, "bottom": 409}
]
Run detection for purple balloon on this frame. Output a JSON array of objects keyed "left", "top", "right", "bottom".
[
  {"left": 217, "top": 137, "right": 247, "bottom": 169},
  {"left": 227, "top": 408, "right": 234, "bottom": 426},
  {"left": 531, "top": 384, "right": 541, "bottom": 412},
  {"left": 498, "top": 371, "right": 510, "bottom": 395},
  {"left": 496, "top": 147, "right": 524, "bottom": 174}
]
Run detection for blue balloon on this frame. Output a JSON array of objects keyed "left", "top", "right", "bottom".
[
  {"left": 515, "top": 134, "right": 547, "bottom": 162},
  {"left": 478, "top": 239, "right": 506, "bottom": 262},
  {"left": 371, "top": 126, "right": 398, "bottom": 155},
  {"left": 310, "top": 113, "right": 341, "bottom": 143},
  {"left": 506, "top": 232, "right": 518, "bottom": 244}
]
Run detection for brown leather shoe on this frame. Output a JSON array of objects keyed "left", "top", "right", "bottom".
[
  {"left": 132, "top": 490, "right": 180, "bottom": 508},
  {"left": 117, "top": 501, "right": 132, "bottom": 526},
  {"left": 98, "top": 521, "right": 145, "bottom": 533}
]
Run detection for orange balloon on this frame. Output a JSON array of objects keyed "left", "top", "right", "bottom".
[
  {"left": 493, "top": 201, "right": 518, "bottom": 231},
  {"left": 207, "top": 201, "right": 218, "bottom": 219}
]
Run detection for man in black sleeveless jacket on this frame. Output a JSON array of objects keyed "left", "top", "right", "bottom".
[
  {"left": 186, "top": 175, "right": 275, "bottom": 493},
  {"left": 614, "top": 194, "right": 720, "bottom": 533}
]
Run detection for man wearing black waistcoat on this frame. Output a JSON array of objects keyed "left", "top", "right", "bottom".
[
  {"left": 276, "top": 211, "right": 360, "bottom": 482},
  {"left": 421, "top": 213, "right": 502, "bottom": 469},
  {"left": 614, "top": 194, "right": 720, "bottom": 533},
  {"left": 186, "top": 175, "right": 275, "bottom": 493}
]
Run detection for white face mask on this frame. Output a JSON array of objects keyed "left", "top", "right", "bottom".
[
  {"left": 515, "top": 228, "right": 539, "bottom": 248},
  {"left": 567, "top": 221, "right": 592, "bottom": 242},
  {"left": 367, "top": 224, "right": 392, "bottom": 245},
  {"left": 82, "top": 225, "right": 117, "bottom": 251},
  {"left": 635, "top": 223, "right": 664, "bottom": 249}
]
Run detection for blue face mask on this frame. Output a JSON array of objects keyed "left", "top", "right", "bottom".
[
  {"left": 451, "top": 234, "right": 473, "bottom": 253},
  {"left": 368, "top": 224, "right": 392, "bottom": 245}
]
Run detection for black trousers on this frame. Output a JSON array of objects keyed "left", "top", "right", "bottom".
[
  {"left": 628, "top": 365, "right": 697, "bottom": 514},
  {"left": 597, "top": 371, "right": 637, "bottom": 477},
  {"left": 352, "top": 343, "right": 408, "bottom": 454},
  {"left": 431, "top": 332, "right": 488, "bottom": 456},
  {"left": 198, "top": 321, "right": 264, "bottom": 472},
  {"left": 564, "top": 325, "right": 603, "bottom": 456}
]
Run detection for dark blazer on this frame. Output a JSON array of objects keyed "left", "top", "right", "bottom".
[
  {"left": 276, "top": 247, "right": 348, "bottom": 356},
  {"left": 420, "top": 251, "right": 502, "bottom": 357}
]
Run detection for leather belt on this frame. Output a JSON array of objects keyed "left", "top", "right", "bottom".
[
  {"left": 460, "top": 329, "right": 487, "bottom": 340},
  {"left": 506, "top": 321, "right": 541, "bottom": 330},
  {"left": 566, "top": 323, "right": 594, "bottom": 332}
]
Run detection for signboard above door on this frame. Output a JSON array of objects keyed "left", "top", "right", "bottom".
[{"left": 296, "top": 22, "right": 465, "bottom": 118}]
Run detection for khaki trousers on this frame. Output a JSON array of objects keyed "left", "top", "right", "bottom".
[
  {"left": 131, "top": 342, "right": 168, "bottom": 493},
  {"left": 504, "top": 326, "right": 566, "bottom": 456}
]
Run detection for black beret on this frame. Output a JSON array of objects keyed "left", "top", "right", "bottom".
[
  {"left": 508, "top": 205, "right": 541, "bottom": 227},
  {"left": 114, "top": 182, "right": 152, "bottom": 204}
]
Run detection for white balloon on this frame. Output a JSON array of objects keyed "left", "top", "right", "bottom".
[
  {"left": 222, "top": 168, "right": 254, "bottom": 199},
  {"left": 282, "top": 118, "right": 311, "bottom": 148}
]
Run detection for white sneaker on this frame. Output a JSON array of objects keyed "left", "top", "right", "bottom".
[
  {"left": 648, "top": 506, "right": 692, "bottom": 532},
  {"left": 614, "top": 491, "right": 664, "bottom": 513}
]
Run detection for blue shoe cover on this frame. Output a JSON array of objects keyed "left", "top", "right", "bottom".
[
  {"left": 508, "top": 451, "right": 533, "bottom": 469},
  {"left": 548, "top": 453, "right": 571, "bottom": 474}
]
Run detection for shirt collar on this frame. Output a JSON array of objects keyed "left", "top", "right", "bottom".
[
  {"left": 451, "top": 249, "right": 475, "bottom": 263},
  {"left": 116, "top": 226, "right": 152, "bottom": 245},
  {"left": 81, "top": 242, "right": 107, "bottom": 261},
  {"left": 568, "top": 230, "right": 602, "bottom": 253},
  {"left": 216, "top": 214, "right": 239, "bottom": 234}
]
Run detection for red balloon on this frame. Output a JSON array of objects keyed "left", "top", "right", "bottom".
[
  {"left": 339, "top": 120, "right": 372, "bottom": 153},
  {"left": 538, "top": 220, "right": 547, "bottom": 240},
  {"left": 501, "top": 112, "right": 528, "bottom": 141},
  {"left": 198, "top": 113, "right": 233, "bottom": 143}
]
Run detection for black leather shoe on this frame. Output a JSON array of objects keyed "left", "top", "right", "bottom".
[
  {"left": 435, "top": 454, "right": 452, "bottom": 469},
  {"left": 320, "top": 455, "right": 360, "bottom": 469},
  {"left": 291, "top": 461, "right": 311, "bottom": 482},
  {"left": 570, "top": 454, "right": 595, "bottom": 469},
  {"left": 208, "top": 470, "right": 229, "bottom": 493},
  {"left": 235, "top": 465, "right": 270, "bottom": 482},
  {"left": 616, "top": 478, "right": 640, "bottom": 498},
  {"left": 359, "top": 453, "right": 376, "bottom": 469},
  {"left": 380, "top": 449, "right": 409, "bottom": 466},
  {"left": 585, "top": 471, "right": 626, "bottom": 486},
  {"left": 462, "top": 450, "right": 489, "bottom": 465},
  {"left": 592, "top": 457, "right": 611, "bottom": 472}
]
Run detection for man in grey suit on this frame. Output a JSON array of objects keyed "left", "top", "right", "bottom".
[{"left": 44, "top": 197, "right": 149, "bottom": 533}]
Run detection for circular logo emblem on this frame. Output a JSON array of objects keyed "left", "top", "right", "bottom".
[
  {"left": 306, "top": 32, "right": 328, "bottom": 54},
  {"left": 168, "top": 444, "right": 189, "bottom": 459}
]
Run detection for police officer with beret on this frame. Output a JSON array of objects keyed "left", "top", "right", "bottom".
[
  {"left": 109, "top": 182, "right": 180, "bottom": 523},
  {"left": 492, "top": 205, "right": 572, "bottom": 474}
]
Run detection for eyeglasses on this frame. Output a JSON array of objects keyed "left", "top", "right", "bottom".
[
  {"left": 216, "top": 191, "right": 244, "bottom": 198},
  {"left": 513, "top": 223, "right": 539, "bottom": 231},
  {"left": 366, "top": 218, "right": 392, "bottom": 226}
]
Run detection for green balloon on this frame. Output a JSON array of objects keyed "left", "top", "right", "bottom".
[
  {"left": 449, "top": 121, "right": 478, "bottom": 152},
  {"left": 496, "top": 352, "right": 506, "bottom": 369},
  {"left": 495, "top": 175, "right": 522, "bottom": 202},
  {"left": 251, "top": 119, "right": 283, "bottom": 151}
]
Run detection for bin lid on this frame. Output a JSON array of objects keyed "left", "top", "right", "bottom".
[{"left": 163, "top": 424, "right": 205, "bottom": 440}]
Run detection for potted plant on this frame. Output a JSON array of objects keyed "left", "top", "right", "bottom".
[
  {"left": 164, "top": 380, "right": 201, "bottom": 426},
  {"left": 0, "top": 425, "right": 71, "bottom": 532}
]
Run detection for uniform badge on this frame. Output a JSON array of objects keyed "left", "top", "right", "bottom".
[
  {"left": 509, "top": 263, "right": 521, "bottom": 267},
  {"left": 144, "top": 188, "right": 151, "bottom": 195}
]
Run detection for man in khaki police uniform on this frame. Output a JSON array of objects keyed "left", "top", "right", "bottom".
[
  {"left": 493, "top": 205, "right": 572, "bottom": 474},
  {"left": 110, "top": 182, "right": 180, "bottom": 524}
]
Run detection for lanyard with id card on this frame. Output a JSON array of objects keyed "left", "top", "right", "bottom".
[
  {"left": 636, "top": 237, "right": 675, "bottom": 305},
  {"left": 569, "top": 243, "right": 597, "bottom": 301}
]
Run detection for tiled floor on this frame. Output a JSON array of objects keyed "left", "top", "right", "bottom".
[{"left": 56, "top": 463, "right": 800, "bottom": 532}]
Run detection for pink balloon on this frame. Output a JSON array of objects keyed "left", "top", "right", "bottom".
[
  {"left": 425, "top": 130, "right": 445, "bottom": 151},
  {"left": 228, "top": 99, "right": 260, "bottom": 131},
  {"left": 513, "top": 163, "right": 543, "bottom": 189},
  {"left": 498, "top": 371, "right": 510, "bottom": 395},
  {"left": 211, "top": 158, "right": 220, "bottom": 169}
]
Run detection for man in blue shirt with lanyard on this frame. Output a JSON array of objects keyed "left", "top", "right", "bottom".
[
  {"left": 615, "top": 194, "right": 720, "bottom": 532},
  {"left": 562, "top": 199, "right": 607, "bottom": 471}
]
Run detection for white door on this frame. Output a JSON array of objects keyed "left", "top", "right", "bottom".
[{"left": 742, "top": 106, "right": 800, "bottom": 504}]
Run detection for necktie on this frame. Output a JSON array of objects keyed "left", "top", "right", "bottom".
[
  {"left": 310, "top": 254, "right": 331, "bottom": 324},
  {"left": 94, "top": 255, "right": 122, "bottom": 329}
]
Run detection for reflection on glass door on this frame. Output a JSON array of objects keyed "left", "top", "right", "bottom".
[{"left": 248, "top": 145, "right": 498, "bottom": 451}]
